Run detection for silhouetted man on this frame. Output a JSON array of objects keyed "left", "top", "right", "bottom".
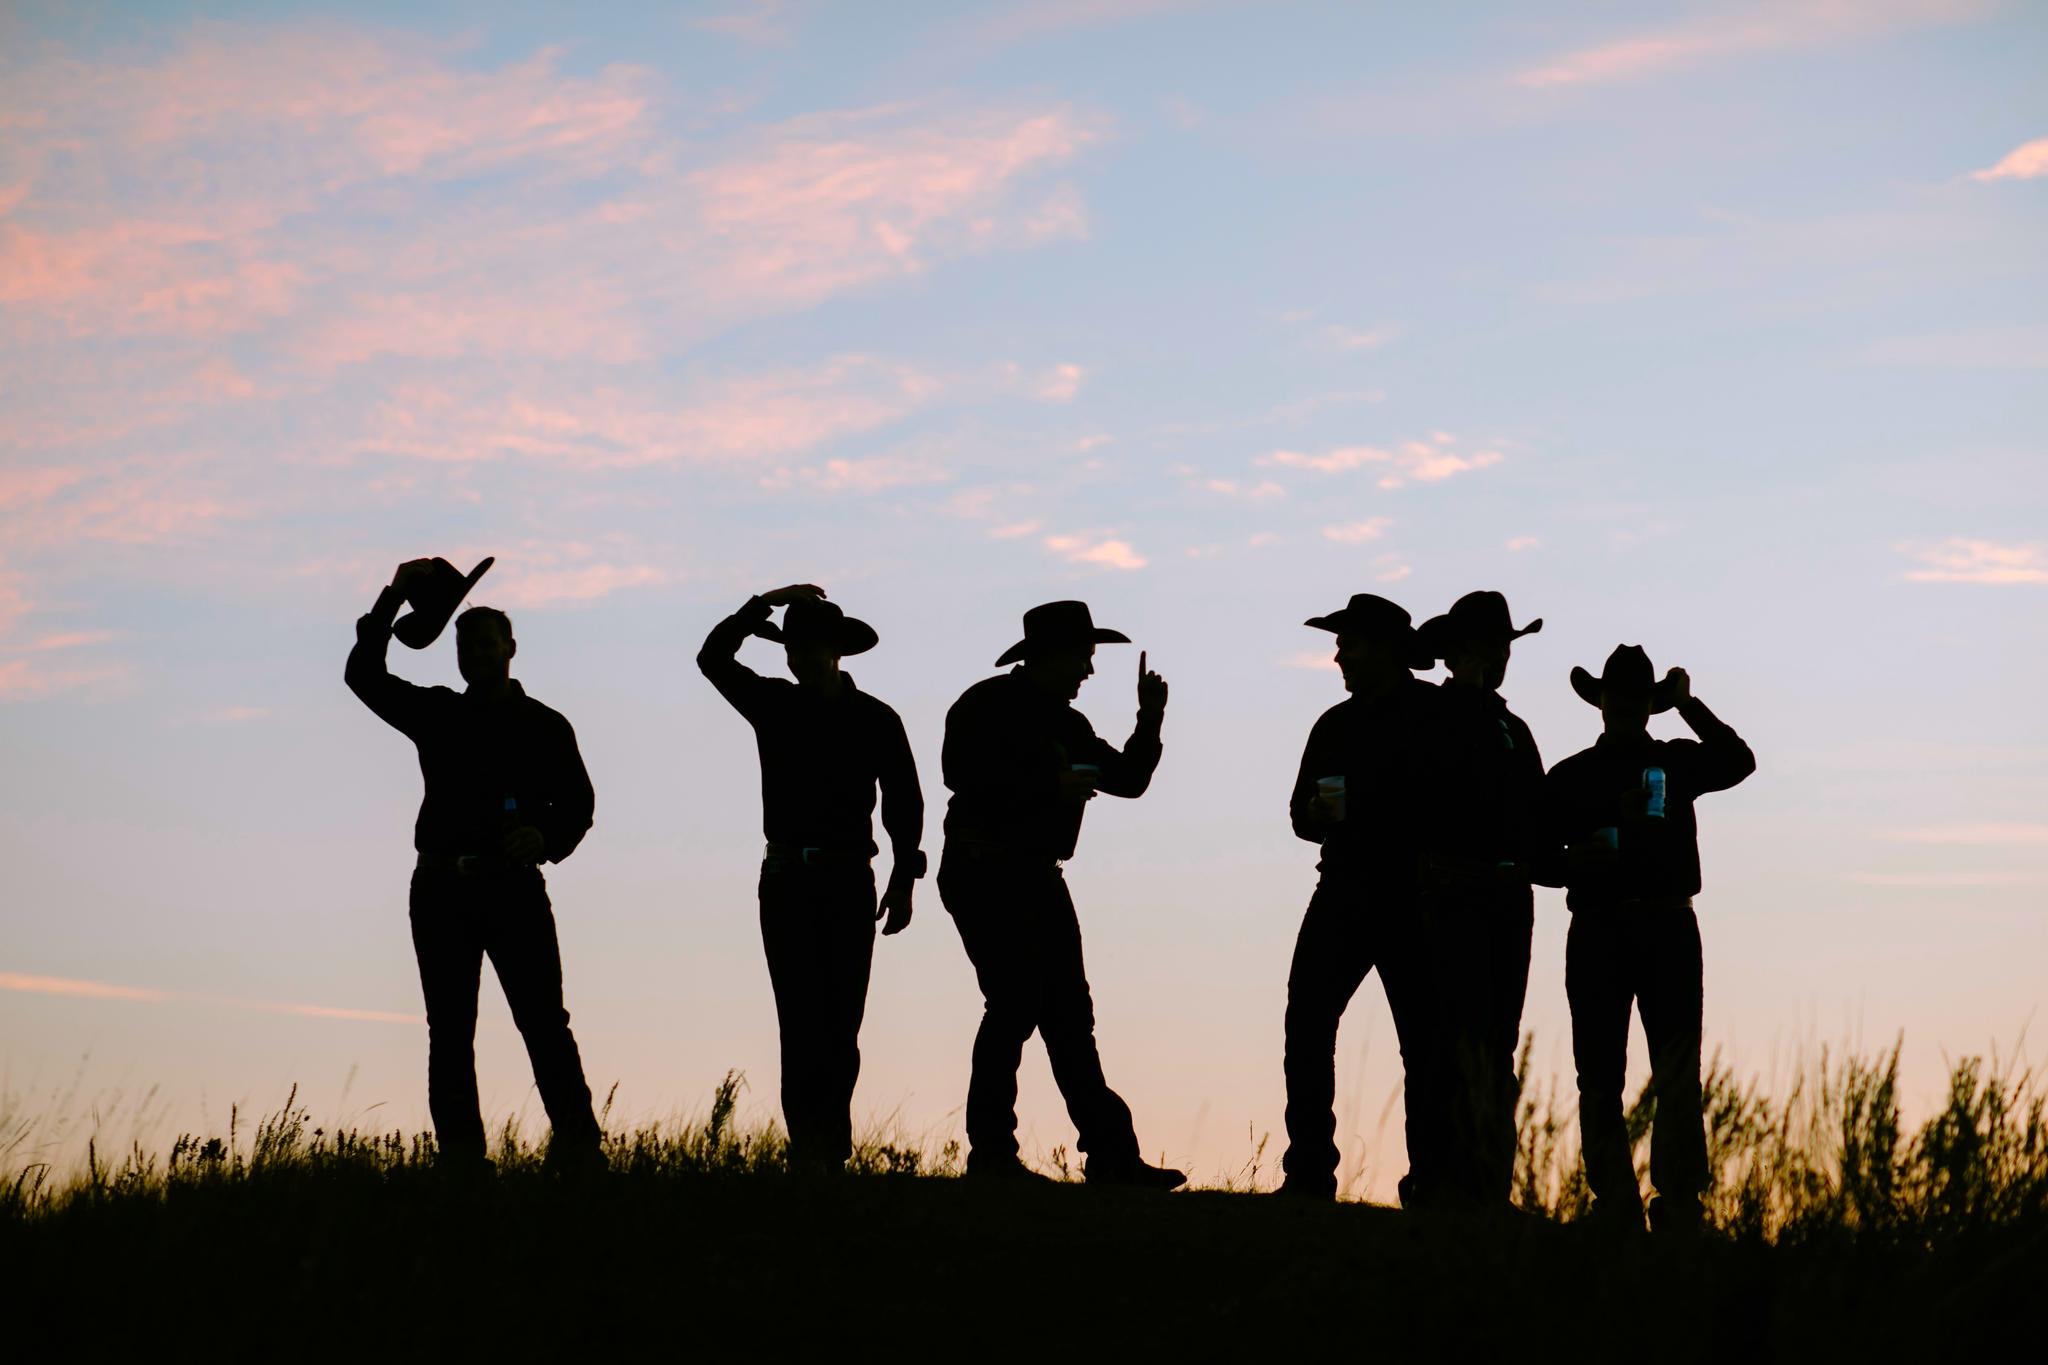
[
  {"left": 346, "top": 558, "right": 603, "bottom": 1168},
  {"left": 1414, "top": 590, "right": 1547, "bottom": 1204},
  {"left": 940, "top": 601, "right": 1184, "bottom": 1188},
  {"left": 1546, "top": 646, "right": 1754, "bottom": 1232},
  {"left": 1279, "top": 594, "right": 1447, "bottom": 1202},
  {"left": 698, "top": 584, "right": 924, "bottom": 1171}
]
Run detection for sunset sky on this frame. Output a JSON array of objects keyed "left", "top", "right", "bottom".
[{"left": 3, "top": 0, "right": 2044, "bottom": 1194}]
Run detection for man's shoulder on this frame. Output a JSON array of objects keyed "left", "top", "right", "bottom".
[
  {"left": 951, "top": 672, "right": 1016, "bottom": 711},
  {"left": 1547, "top": 745, "right": 1601, "bottom": 779},
  {"left": 516, "top": 691, "right": 579, "bottom": 732}
]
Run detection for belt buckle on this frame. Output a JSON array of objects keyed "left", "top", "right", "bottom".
[{"left": 801, "top": 846, "right": 822, "bottom": 866}]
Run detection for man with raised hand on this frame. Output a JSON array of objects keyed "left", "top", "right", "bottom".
[
  {"left": 1279, "top": 593, "right": 1446, "bottom": 1203},
  {"left": 1413, "top": 590, "right": 1548, "bottom": 1206},
  {"left": 698, "top": 583, "right": 925, "bottom": 1173},
  {"left": 939, "top": 600, "right": 1183, "bottom": 1189},
  {"left": 1546, "top": 645, "right": 1755, "bottom": 1233},
  {"left": 346, "top": 557, "right": 603, "bottom": 1171}
]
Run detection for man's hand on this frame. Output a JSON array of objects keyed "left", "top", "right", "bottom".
[
  {"left": 1056, "top": 768, "right": 1099, "bottom": 805},
  {"left": 502, "top": 825, "right": 546, "bottom": 864},
  {"left": 391, "top": 558, "right": 437, "bottom": 591},
  {"left": 1665, "top": 667, "right": 1692, "bottom": 705},
  {"left": 1137, "top": 650, "right": 1169, "bottom": 714},
  {"left": 761, "top": 583, "right": 826, "bottom": 608},
  {"left": 877, "top": 873, "right": 914, "bottom": 936},
  {"left": 1307, "top": 794, "right": 1343, "bottom": 825},
  {"left": 1566, "top": 841, "right": 1618, "bottom": 872}
]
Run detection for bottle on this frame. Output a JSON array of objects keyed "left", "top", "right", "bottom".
[{"left": 1643, "top": 768, "right": 1667, "bottom": 819}]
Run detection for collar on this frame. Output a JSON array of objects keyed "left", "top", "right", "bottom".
[{"left": 462, "top": 678, "right": 527, "bottom": 703}]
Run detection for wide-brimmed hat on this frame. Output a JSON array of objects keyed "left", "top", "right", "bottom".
[
  {"left": 995, "top": 600, "right": 1131, "bottom": 667},
  {"left": 393, "top": 556, "right": 495, "bottom": 650},
  {"left": 1571, "top": 644, "right": 1681, "bottom": 713},
  {"left": 754, "top": 597, "right": 878, "bottom": 656},
  {"left": 1304, "top": 593, "right": 1432, "bottom": 671},
  {"left": 1417, "top": 590, "right": 1542, "bottom": 661}
]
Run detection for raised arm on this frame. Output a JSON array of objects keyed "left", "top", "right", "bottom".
[
  {"left": 1667, "top": 669, "right": 1756, "bottom": 794},
  {"left": 696, "top": 584, "right": 824, "bottom": 721},
  {"left": 1090, "top": 650, "right": 1167, "bottom": 799},
  {"left": 344, "top": 560, "right": 433, "bottom": 736}
]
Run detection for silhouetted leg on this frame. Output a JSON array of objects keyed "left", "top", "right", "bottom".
[
  {"left": 1566, "top": 907, "right": 1639, "bottom": 1212},
  {"left": 486, "top": 873, "right": 600, "bottom": 1157},
  {"left": 760, "top": 861, "right": 829, "bottom": 1163},
  {"left": 1479, "top": 887, "right": 1535, "bottom": 1201},
  {"left": 1280, "top": 876, "right": 1375, "bottom": 1190},
  {"left": 1377, "top": 902, "right": 1456, "bottom": 1205},
  {"left": 409, "top": 869, "right": 488, "bottom": 1163},
  {"left": 814, "top": 866, "right": 878, "bottom": 1164},
  {"left": 1638, "top": 904, "right": 1707, "bottom": 1208},
  {"left": 941, "top": 853, "right": 1041, "bottom": 1166},
  {"left": 1035, "top": 870, "right": 1141, "bottom": 1167}
]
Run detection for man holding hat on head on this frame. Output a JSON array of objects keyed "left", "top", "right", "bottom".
[
  {"left": 1413, "top": 590, "right": 1548, "bottom": 1205},
  {"left": 346, "top": 556, "right": 605, "bottom": 1170},
  {"left": 1546, "top": 645, "right": 1754, "bottom": 1232},
  {"left": 1279, "top": 593, "right": 1450, "bottom": 1202},
  {"left": 938, "top": 600, "right": 1183, "bottom": 1188},
  {"left": 698, "top": 584, "right": 925, "bottom": 1172}
]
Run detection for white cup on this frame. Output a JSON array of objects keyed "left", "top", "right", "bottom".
[{"left": 1316, "top": 775, "right": 1346, "bottom": 822}]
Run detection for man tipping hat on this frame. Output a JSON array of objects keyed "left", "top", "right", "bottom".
[
  {"left": 938, "top": 601, "right": 1184, "bottom": 1188},
  {"left": 1546, "top": 644, "right": 1755, "bottom": 1233},
  {"left": 698, "top": 584, "right": 925, "bottom": 1172}
]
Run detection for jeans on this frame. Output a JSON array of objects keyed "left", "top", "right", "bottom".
[
  {"left": 1436, "top": 884, "right": 1534, "bottom": 1203},
  {"left": 1281, "top": 874, "right": 1451, "bottom": 1200},
  {"left": 408, "top": 866, "right": 601, "bottom": 1163},
  {"left": 939, "top": 849, "right": 1141, "bottom": 1169},
  {"left": 1566, "top": 899, "right": 1707, "bottom": 1210},
  {"left": 758, "top": 857, "right": 878, "bottom": 1166}
]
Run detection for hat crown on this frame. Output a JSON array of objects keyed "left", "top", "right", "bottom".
[
  {"left": 1601, "top": 644, "right": 1656, "bottom": 691},
  {"left": 1337, "top": 593, "right": 1413, "bottom": 634},
  {"left": 1021, "top": 599, "right": 1099, "bottom": 642},
  {"left": 782, "top": 598, "right": 846, "bottom": 636}
]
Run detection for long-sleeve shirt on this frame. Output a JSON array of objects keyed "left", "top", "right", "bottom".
[
  {"left": 1289, "top": 676, "right": 1439, "bottom": 891},
  {"left": 942, "top": 668, "right": 1162, "bottom": 861},
  {"left": 698, "top": 597, "right": 923, "bottom": 866},
  {"left": 1543, "top": 697, "right": 1755, "bottom": 908},
  {"left": 345, "top": 587, "right": 595, "bottom": 864},
  {"left": 1427, "top": 682, "right": 1547, "bottom": 873}
]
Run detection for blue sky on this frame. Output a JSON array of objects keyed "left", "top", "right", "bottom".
[{"left": 3, "top": 0, "right": 2044, "bottom": 1191}]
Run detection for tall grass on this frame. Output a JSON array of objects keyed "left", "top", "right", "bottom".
[{"left": 7, "top": 1043, "right": 2044, "bottom": 1246}]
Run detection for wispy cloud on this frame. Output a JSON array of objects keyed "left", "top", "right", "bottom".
[
  {"left": 1282, "top": 650, "right": 1339, "bottom": 671},
  {"left": 1322, "top": 323, "right": 1399, "bottom": 351},
  {"left": 0, "top": 971, "right": 418, "bottom": 1023},
  {"left": 1323, "top": 518, "right": 1392, "bottom": 544},
  {"left": 692, "top": 0, "right": 795, "bottom": 45},
  {"left": 1848, "top": 871, "right": 2041, "bottom": 889},
  {"left": 1970, "top": 137, "right": 2048, "bottom": 182},
  {"left": 1506, "top": 535, "right": 1541, "bottom": 552},
  {"left": 1200, "top": 477, "right": 1286, "bottom": 501},
  {"left": 1044, "top": 533, "right": 1147, "bottom": 570},
  {"left": 1513, "top": 0, "right": 1991, "bottom": 90},
  {"left": 1863, "top": 326, "right": 2048, "bottom": 370},
  {"left": 1259, "top": 432, "right": 1503, "bottom": 489},
  {"left": 1896, "top": 539, "right": 2048, "bottom": 585}
]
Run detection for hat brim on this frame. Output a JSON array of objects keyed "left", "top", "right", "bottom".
[
  {"left": 1304, "top": 613, "right": 1433, "bottom": 672},
  {"left": 754, "top": 617, "right": 879, "bottom": 657},
  {"left": 1571, "top": 663, "right": 1679, "bottom": 713},
  {"left": 994, "top": 626, "right": 1130, "bottom": 667},
  {"left": 393, "top": 556, "right": 494, "bottom": 650},
  {"left": 1416, "top": 613, "right": 1543, "bottom": 662}
]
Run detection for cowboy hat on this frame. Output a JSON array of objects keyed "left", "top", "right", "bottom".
[
  {"left": 753, "top": 597, "right": 879, "bottom": 656},
  {"left": 1417, "top": 590, "right": 1542, "bottom": 661},
  {"left": 1304, "top": 593, "right": 1433, "bottom": 671},
  {"left": 1570, "top": 644, "right": 1682, "bottom": 713},
  {"left": 995, "top": 600, "right": 1131, "bottom": 667},
  {"left": 393, "top": 556, "right": 495, "bottom": 650}
]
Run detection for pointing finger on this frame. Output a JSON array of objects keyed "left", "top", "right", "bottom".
[{"left": 1140, "top": 650, "right": 1147, "bottom": 676}]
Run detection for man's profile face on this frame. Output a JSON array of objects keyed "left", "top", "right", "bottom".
[
  {"left": 1450, "top": 635, "right": 1512, "bottom": 692},
  {"left": 456, "top": 615, "right": 516, "bottom": 686},
  {"left": 784, "top": 641, "right": 841, "bottom": 687},
  {"left": 1333, "top": 632, "right": 1399, "bottom": 693},
  {"left": 1028, "top": 644, "right": 1095, "bottom": 699}
]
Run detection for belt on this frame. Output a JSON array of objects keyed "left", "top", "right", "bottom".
[
  {"left": 944, "top": 837, "right": 1064, "bottom": 869},
  {"left": 416, "top": 851, "right": 531, "bottom": 877},
  {"left": 763, "top": 842, "right": 872, "bottom": 869}
]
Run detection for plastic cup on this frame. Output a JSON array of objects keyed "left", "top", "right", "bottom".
[{"left": 1316, "top": 775, "right": 1346, "bottom": 822}]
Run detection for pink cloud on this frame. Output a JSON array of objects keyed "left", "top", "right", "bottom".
[
  {"left": 0, "top": 970, "right": 418, "bottom": 1023},
  {"left": 1259, "top": 433, "right": 1504, "bottom": 489},
  {"left": 1514, "top": 0, "right": 1990, "bottom": 90},
  {"left": 1896, "top": 538, "right": 2048, "bottom": 585},
  {"left": 1885, "top": 823, "right": 2048, "bottom": 846},
  {"left": 1044, "top": 533, "right": 1146, "bottom": 570},
  {"left": 1971, "top": 137, "right": 2048, "bottom": 182},
  {"left": 1323, "top": 518, "right": 1392, "bottom": 544},
  {"left": 1506, "top": 535, "right": 1541, "bottom": 552}
]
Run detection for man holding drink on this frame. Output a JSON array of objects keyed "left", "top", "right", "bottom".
[{"left": 938, "top": 600, "right": 1183, "bottom": 1188}]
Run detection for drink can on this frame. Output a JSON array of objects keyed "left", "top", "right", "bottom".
[{"left": 1643, "top": 767, "right": 1666, "bottom": 819}]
